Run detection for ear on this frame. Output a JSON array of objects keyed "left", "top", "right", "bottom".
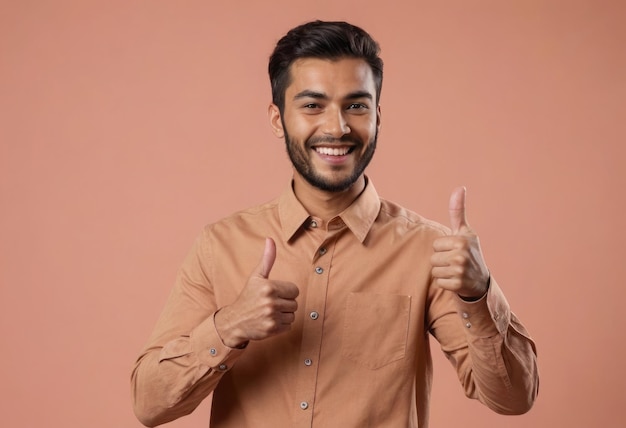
[
  {"left": 268, "top": 103, "right": 284, "bottom": 138},
  {"left": 376, "top": 104, "right": 382, "bottom": 132}
]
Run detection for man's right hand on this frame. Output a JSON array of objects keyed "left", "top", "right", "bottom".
[{"left": 214, "top": 237, "right": 300, "bottom": 348}]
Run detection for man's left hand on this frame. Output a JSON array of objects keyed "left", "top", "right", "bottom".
[{"left": 430, "top": 186, "right": 490, "bottom": 300}]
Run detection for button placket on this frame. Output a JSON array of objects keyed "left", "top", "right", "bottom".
[{"left": 294, "top": 234, "right": 334, "bottom": 426}]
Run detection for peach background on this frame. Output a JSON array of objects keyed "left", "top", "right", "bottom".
[{"left": 1, "top": 1, "right": 624, "bottom": 427}]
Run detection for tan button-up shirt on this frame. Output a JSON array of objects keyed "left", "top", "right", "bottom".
[{"left": 131, "top": 180, "right": 538, "bottom": 427}]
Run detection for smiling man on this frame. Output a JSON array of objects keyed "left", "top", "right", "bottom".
[{"left": 131, "top": 21, "right": 538, "bottom": 428}]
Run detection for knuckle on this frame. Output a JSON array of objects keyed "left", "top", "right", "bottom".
[
  {"left": 263, "top": 318, "right": 279, "bottom": 333},
  {"left": 260, "top": 303, "right": 275, "bottom": 317},
  {"left": 256, "top": 282, "right": 273, "bottom": 296},
  {"left": 453, "top": 265, "right": 464, "bottom": 276},
  {"left": 452, "top": 254, "right": 466, "bottom": 266},
  {"left": 452, "top": 238, "right": 468, "bottom": 250}
]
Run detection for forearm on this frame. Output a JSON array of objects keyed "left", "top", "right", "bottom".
[
  {"left": 453, "top": 279, "right": 538, "bottom": 414},
  {"left": 131, "top": 351, "right": 215, "bottom": 427},
  {"left": 131, "top": 314, "right": 245, "bottom": 427},
  {"left": 431, "top": 277, "right": 538, "bottom": 415},
  {"left": 459, "top": 315, "right": 538, "bottom": 414}
]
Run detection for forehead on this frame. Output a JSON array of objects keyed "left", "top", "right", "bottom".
[{"left": 285, "top": 57, "right": 376, "bottom": 99}]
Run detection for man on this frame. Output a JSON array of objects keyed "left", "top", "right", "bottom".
[{"left": 131, "top": 20, "right": 538, "bottom": 427}]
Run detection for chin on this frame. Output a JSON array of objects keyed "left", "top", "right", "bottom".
[{"left": 306, "top": 174, "right": 362, "bottom": 193}]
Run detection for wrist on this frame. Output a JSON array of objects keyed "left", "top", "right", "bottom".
[
  {"left": 214, "top": 307, "right": 248, "bottom": 348},
  {"left": 458, "top": 275, "right": 490, "bottom": 301}
]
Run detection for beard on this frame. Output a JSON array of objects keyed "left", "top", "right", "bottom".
[{"left": 283, "top": 124, "right": 378, "bottom": 193}]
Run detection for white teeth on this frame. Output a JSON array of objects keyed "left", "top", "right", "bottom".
[{"left": 315, "top": 147, "right": 350, "bottom": 156}]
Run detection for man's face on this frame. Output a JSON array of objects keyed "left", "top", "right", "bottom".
[{"left": 270, "top": 58, "right": 381, "bottom": 192}]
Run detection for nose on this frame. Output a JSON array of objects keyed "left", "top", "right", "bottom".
[{"left": 322, "top": 107, "right": 351, "bottom": 137}]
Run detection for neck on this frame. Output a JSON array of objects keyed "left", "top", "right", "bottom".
[{"left": 292, "top": 173, "right": 366, "bottom": 221}]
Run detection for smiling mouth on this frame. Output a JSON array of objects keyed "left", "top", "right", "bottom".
[{"left": 314, "top": 146, "right": 354, "bottom": 156}]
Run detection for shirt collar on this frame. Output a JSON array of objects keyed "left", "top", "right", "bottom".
[
  {"left": 278, "top": 177, "right": 381, "bottom": 244},
  {"left": 338, "top": 177, "right": 381, "bottom": 243},
  {"left": 278, "top": 182, "right": 311, "bottom": 242}
]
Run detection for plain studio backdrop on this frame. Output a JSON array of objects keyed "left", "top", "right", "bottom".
[{"left": 1, "top": 1, "right": 624, "bottom": 427}]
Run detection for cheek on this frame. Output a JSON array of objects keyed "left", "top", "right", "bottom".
[
  {"left": 287, "top": 117, "right": 318, "bottom": 140},
  {"left": 354, "top": 117, "right": 378, "bottom": 139}
]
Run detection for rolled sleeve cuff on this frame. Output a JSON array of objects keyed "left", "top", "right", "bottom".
[{"left": 455, "top": 277, "right": 511, "bottom": 338}]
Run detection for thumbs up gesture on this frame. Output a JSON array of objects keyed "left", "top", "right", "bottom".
[
  {"left": 431, "top": 187, "right": 490, "bottom": 300},
  {"left": 215, "top": 238, "right": 300, "bottom": 348}
]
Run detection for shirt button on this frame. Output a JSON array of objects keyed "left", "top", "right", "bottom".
[
  {"left": 218, "top": 364, "right": 228, "bottom": 371},
  {"left": 310, "top": 220, "right": 318, "bottom": 228},
  {"left": 465, "top": 322, "right": 472, "bottom": 329},
  {"left": 209, "top": 348, "right": 217, "bottom": 355},
  {"left": 310, "top": 311, "right": 319, "bottom": 320},
  {"left": 300, "top": 401, "right": 309, "bottom": 410},
  {"left": 319, "top": 247, "right": 327, "bottom": 255},
  {"left": 315, "top": 266, "right": 323, "bottom": 274},
  {"left": 462, "top": 312, "right": 469, "bottom": 319},
  {"left": 304, "top": 358, "right": 312, "bottom": 366}
]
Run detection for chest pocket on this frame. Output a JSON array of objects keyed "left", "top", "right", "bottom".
[{"left": 341, "top": 292, "right": 411, "bottom": 370}]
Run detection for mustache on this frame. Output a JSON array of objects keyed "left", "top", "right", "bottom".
[{"left": 306, "top": 135, "right": 362, "bottom": 146}]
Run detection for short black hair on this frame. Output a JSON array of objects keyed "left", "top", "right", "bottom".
[{"left": 268, "top": 20, "right": 383, "bottom": 112}]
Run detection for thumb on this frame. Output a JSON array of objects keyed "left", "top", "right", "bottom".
[
  {"left": 449, "top": 186, "right": 469, "bottom": 234},
  {"left": 256, "top": 237, "right": 276, "bottom": 279}
]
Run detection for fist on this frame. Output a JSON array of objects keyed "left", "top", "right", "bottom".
[
  {"left": 430, "top": 187, "right": 490, "bottom": 299},
  {"left": 215, "top": 238, "right": 300, "bottom": 347}
]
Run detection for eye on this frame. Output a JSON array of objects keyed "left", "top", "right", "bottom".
[
  {"left": 346, "top": 103, "right": 370, "bottom": 114},
  {"left": 347, "top": 103, "right": 368, "bottom": 110},
  {"left": 303, "top": 103, "right": 320, "bottom": 109}
]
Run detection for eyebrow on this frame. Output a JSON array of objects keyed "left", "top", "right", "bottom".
[{"left": 293, "top": 90, "right": 374, "bottom": 101}]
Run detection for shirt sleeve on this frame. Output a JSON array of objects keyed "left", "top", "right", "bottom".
[
  {"left": 130, "top": 231, "right": 246, "bottom": 427},
  {"left": 428, "top": 276, "right": 539, "bottom": 414}
]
